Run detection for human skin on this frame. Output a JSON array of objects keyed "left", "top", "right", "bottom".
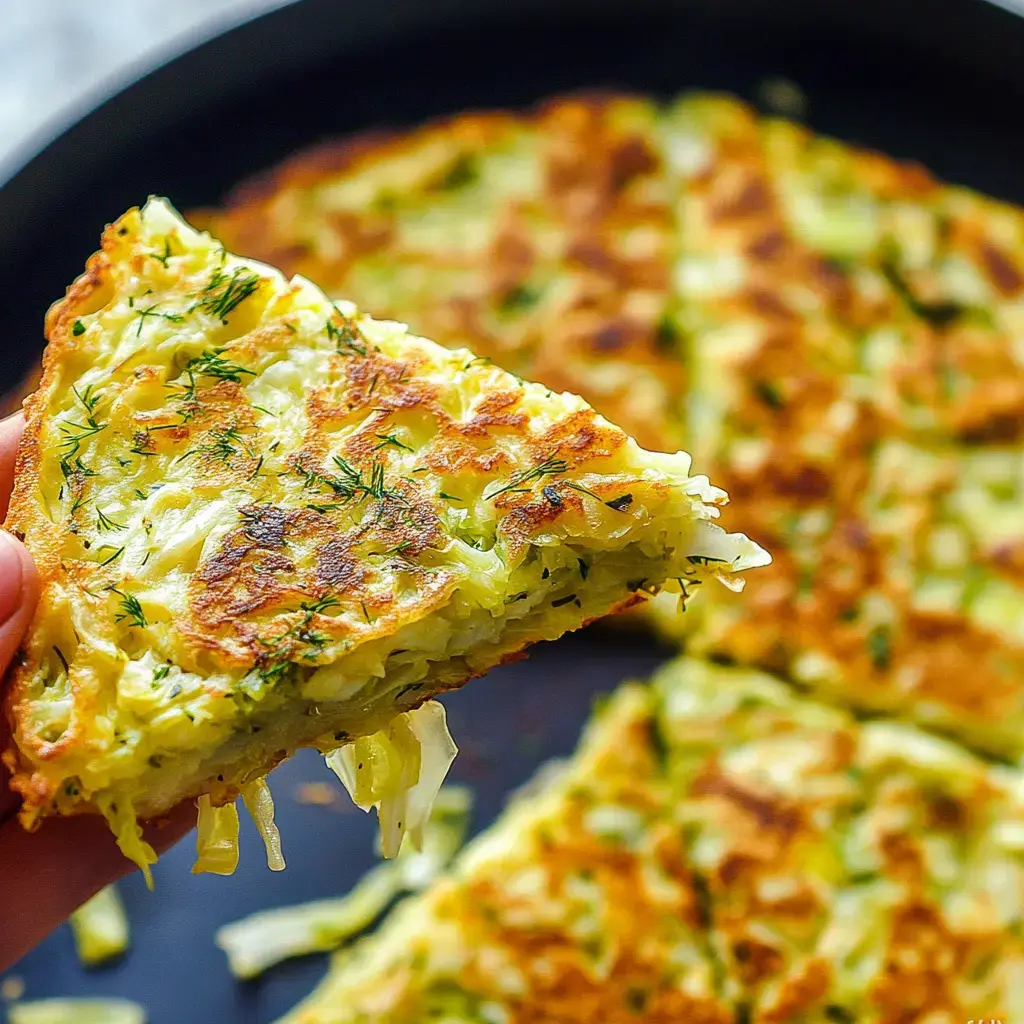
[{"left": 0, "top": 412, "right": 196, "bottom": 971}]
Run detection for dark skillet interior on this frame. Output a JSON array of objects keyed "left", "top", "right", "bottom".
[{"left": 3, "top": 1, "right": 1024, "bottom": 1021}]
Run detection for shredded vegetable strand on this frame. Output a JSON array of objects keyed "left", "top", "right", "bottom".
[
  {"left": 192, "top": 795, "right": 241, "bottom": 876},
  {"left": 96, "top": 797, "right": 157, "bottom": 890},
  {"left": 68, "top": 884, "right": 130, "bottom": 966},
  {"left": 7, "top": 998, "right": 146, "bottom": 1024},
  {"left": 324, "top": 700, "right": 458, "bottom": 858},
  {"left": 215, "top": 784, "right": 472, "bottom": 978},
  {"left": 241, "top": 778, "right": 285, "bottom": 871}
]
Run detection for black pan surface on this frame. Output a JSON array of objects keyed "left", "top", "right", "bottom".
[{"left": 2, "top": 1, "right": 1024, "bottom": 1021}]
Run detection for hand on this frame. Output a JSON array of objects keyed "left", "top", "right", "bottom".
[{"left": 0, "top": 413, "right": 196, "bottom": 971}]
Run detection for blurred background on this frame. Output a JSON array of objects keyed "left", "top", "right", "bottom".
[{"left": 0, "top": 0, "right": 287, "bottom": 169}]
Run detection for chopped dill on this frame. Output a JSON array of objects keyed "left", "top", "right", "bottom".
[
  {"left": 149, "top": 237, "right": 175, "bottom": 267},
  {"left": 135, "top": 302, "right": 185, "bottom": 337},
  {"left": 57, "top": 385, "right": 106, "bottom": 475},
  {"left": 154, "top": 665, "right": 171, "bottom": 683},
  {"left": 373, "top": 432, "right": 413, "bottom": 452},
  {"left": 97, "top": 545, "right": 125, "bottom": 567},
  {"left": 577, "top": 558, "right": 590, "bottom": 580},
  {"left": 95, "top": 508, "right": 127, "bottom": 532},
  {"left": 484, "top": 458, "right": 569, "bottom": 500},
  {"left": 52, "top": 646, "right": 70, "bottom": 674},
  {"left": 108, "top": 588, "right": 148, "bottom": 628},
  {"left": 551, "top": 593, "right": 578, "bottom": 608},
  {"left": 438, "top": 491, "right": 463, "bottom": 502},
  {"left": 296, "top": 455, "right": 404, "bottom": 505},
  {"left": 194, "top": 266, "right": 262, "bottom": 322},
  {"left": 180, "top": 349, "right": 256, "bottom": 390},
  {"left": 72, "top": 319, "right": 86, "bottom": 336},
  {"left": 685, "top": 554, "right": 728, "bottom": 566},
  {"left": 325, "top": 312, "right": 367, "bottom": 355}
]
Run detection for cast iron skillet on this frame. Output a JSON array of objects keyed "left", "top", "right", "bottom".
[{"left": 2, "top": 1, "right": 1024, "bottom": 1021}]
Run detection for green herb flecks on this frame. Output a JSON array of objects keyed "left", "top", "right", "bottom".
[
  {"left": 373, "top": 432, "right": 413, "bottom": 453},
  {"left": 72, "top": 319, "right": 87, "bottom": 336},
  {"left": 135, "top": 302, "right": 185, "bottom": 338},
  {"left": 563, "top": 481, "right": 633, "bottom": 512},
  {"left": 498, "top": 283, "right": 541, "bottom": 316},
  {"left": 57, "top": 385, "right": 106, "bottom": 477},
  {"left": 686, "top": 554, "right": 729, "bottom": 566},
  {"left": 253, "top": 595, "right": 343, "bottom": 685},
  {"left": 437, "top": 153, "right": 479, "bottom": 191},
  {"left": 52, "top": 646, "right": 70, "bottom": 674},
  {"left": 181, "top": 426, "right": 254, "bottom": 466},
  {"left": 753, "top": 380, "right": 785, "bottom": 410},
  {"left": 95, "top": 508, "right": 127, "bottom": 533},
  {"left": 194, "top": 266, "right": 262, "bottom": 323},
  {"left": 108, "top": 588, "right": 148, "bottom": 629},
  {"left": 297, "top": 456, "right": 405, "bottom": 506},
  {"left": 97, "top": 545, "right": 125, "bottom": 568},
  {"left": 149, "top": 237, "right": 176, "bottom": 267},
  {"left": 484, "top": 458, "right": 569, "bottom": 501},
  {"left": 866, "top": 625, "right": 892, "bottom": 671},
  {"left": 325, "top": 312, "right": 367, "bottom": 356}
]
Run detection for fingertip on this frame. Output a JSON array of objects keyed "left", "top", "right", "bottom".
[{"left": 0, "top": 529, "right": 39, "bottom": 677}]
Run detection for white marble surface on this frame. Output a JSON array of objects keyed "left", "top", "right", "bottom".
[{"left": 0, "top": 0, "right": 291, "bottom": 174}]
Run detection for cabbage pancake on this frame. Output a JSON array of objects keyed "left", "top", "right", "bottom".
[
  {"left": 204, "top": 91, "right": 1024, "bottom": 760},
  {"left": 283, "top": 657, "right": 1024, "bottom": 1024},
  {"left": 2, "top": 199, "right": 766, "bottom": 872}
]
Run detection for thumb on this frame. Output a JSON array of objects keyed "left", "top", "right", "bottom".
[{"left": 0, "top": 530, "right": 39, "bottom": 678}]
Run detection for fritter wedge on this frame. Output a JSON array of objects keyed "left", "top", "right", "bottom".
[
  {"left": 1, "top": 198, "right": 766, "bottom": 875},
  {"left": 283, "top": 657, "right": 1024, "bottom": 1024}
]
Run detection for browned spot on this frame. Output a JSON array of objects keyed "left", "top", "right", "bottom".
[
  {"left": 315, "top": 537, "right": 366, "bottom": 590},
  {"left": 979, "top": 241, "right": 1024, "bottom": 295},
  {"left": 748, "top": 228, "right": 787, "bottom": 261},
  {"left": 691, "top": 766, "right": 803, "bottom": 839},
  {"left": 729, "top": 932, "right": 785, "bottom": 985},
  {"left": 713, "top": 178, "right": 772, "bottom": 220},
  {"left": 609, "top": 135, "right": 658, "bottom": 191},
  {"left": 239, "top": 504, "right": 289, "bottom": 548}
]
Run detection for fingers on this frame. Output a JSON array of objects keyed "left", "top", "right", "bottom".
[
  {"left": 0, "top": 413, "right": 24, "bottom": 520},
  {"left": 0, "top": 530, "right": 39, "bottom": 680},
  {"left": 0, "top": 801, "right": 197, "bottom": 971}
]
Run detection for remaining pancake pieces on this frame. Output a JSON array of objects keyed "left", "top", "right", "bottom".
[
  {"left": 205, "top": 91, "right": 1024, "bottom": 761},
  {"left": 283, "top": 657, "right": 1024, "bottom": 1023},
  {"left": 1, "top": 199, "right": 766, "bottom": 874}
]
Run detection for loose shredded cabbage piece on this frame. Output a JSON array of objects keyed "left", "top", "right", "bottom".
[
  {"left": 326, "top": 700, "right": 458, "bottom": 858},
  {"left": 7, "top": 999, "right": 146, "bottom": 1024},
  {"left": 192, "top": 795, "right": 241, "bottom": 876},
  {"left": 68, "top": 885, "right": 130, "bottom": 966},
  {"left": 241, "top": 778, "right": 285, "bottom": 871},
  {"left": 215, "top": 785, "right": 471, "bottom": 978},
  {"left": 96, "top": 797, "right": 156, "bottom": 890}
]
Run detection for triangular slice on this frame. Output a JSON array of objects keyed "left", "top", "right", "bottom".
[{"left": 2, "top": 198, "right": 768, "bottom": 874}]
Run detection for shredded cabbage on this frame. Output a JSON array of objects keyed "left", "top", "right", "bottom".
[
  {"left": 96, "top": 797, "right": 156, "bottom": 890},
  {"left": 7, "top": 999, "right": 146, "bottom": 1024},
  {"left": 240, "top": 778, "right": 285, "bottom": 871},
  {"left": 326, "top": 700, "right": 458, "bottom": 858},
  {"left": 215, "top": 867, "right": 401, "bottom": 979},
  {"left": 215, "top": 785, "right": 471, "bottom": 978},
  {"left": 68, "top": 885, "right": 130, "bottom": 966},
  {"left": 192, "top": 795, "right": 241, "bottom": 876}
]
